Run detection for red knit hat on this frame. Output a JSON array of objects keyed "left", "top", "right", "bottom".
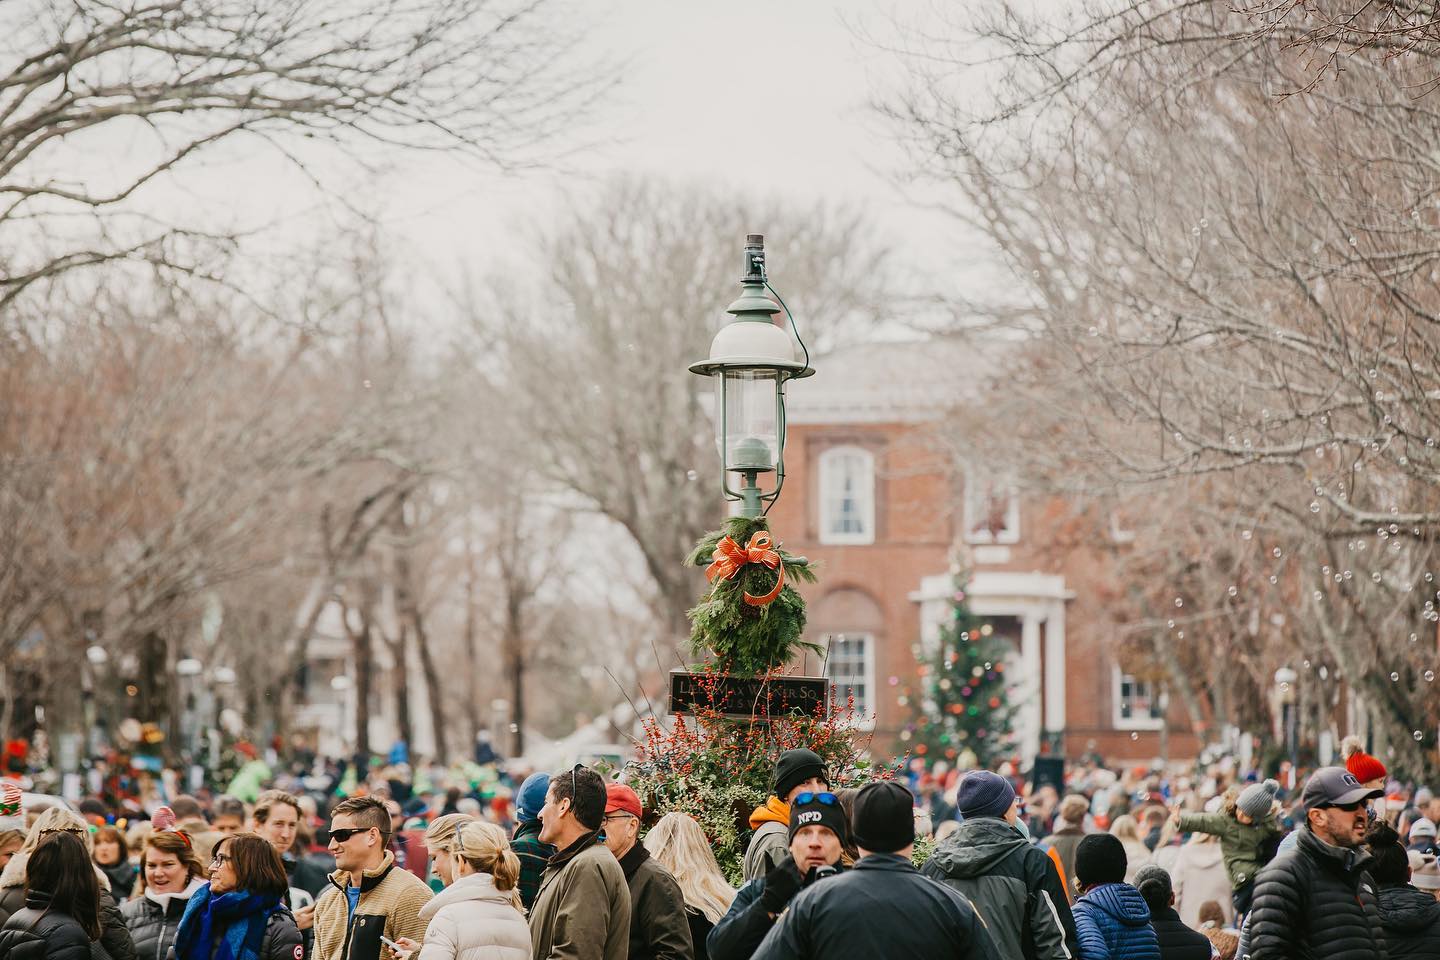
[{"left": 1342, "top": 735, "right": 1387, "bottom": 784}]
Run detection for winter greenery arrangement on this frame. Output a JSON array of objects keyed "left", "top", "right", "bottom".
[
  {"left": 684, "top": 515, "right": 819, "bottom": 673},
  {"left": 627, "top": 662, "right": 884, "bottom": 883}
]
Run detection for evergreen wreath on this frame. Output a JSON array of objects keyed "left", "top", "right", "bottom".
[{"left": 685, "top": 515, "right": 819, "bottom": 673}]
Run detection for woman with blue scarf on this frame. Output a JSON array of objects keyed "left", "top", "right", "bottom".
[{"left": 174, "top": 833, "right": 301, "bottom": 960}]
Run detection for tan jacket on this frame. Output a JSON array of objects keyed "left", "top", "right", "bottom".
[
  {"left": 314, "top": 851, "right": 434, "bottom": 960},
  {"left": 528, "top": 834, "right": 630, "bottom": 960}
]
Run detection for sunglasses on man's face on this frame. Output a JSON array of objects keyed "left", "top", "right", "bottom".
[
  {"left": 1324, "top": 801, "right": 1367, "bottom": 813},
  {"left": 329, "top": 826, "right": 375, "bottom": 843},
  {"left": 793, "top": 792, "right": 839, "bottom": 807}
]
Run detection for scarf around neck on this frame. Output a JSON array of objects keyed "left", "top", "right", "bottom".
[{"left": 174, "top": 883, "right": 282, "bottom": 960}]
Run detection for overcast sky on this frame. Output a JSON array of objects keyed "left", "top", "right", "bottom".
[{"left": 142, "top": 0, "right": 972, "bottom": 312}]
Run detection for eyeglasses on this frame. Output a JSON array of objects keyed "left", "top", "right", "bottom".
[
  {"left": 602, "top": 813, "right": 635, "bottom": 823},
  {"left": 329, "top": 826, "right": 375, "bottom": 843},
  {"left": 210, "top": 853, "right": 231, "bottom": 866},
  {"left": 793, "top": 792, "right": 839, "bottom": 807}
]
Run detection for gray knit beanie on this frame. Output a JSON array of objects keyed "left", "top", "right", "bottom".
[{"left": 1237, "top": 778, "right": 1280, "bottom": 819}]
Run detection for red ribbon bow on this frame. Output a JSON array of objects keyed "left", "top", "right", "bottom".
[{"left": 705, "top": 531, "right": 786, "bottom": 606}]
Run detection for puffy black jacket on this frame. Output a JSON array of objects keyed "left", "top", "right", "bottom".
[
  {"left": 707, "top": 862, "right": 847, "bottom": 960},
  {"left": 121, "top": 889, "right": 198, "bottom": 960},
  {"left": 1148, "top": 906, "right": 1211, "bottom": 960},
  {"left": 1248, "top": 827, "right": 1389, "bottom": 960},
  {"left": 922, "top": 816, "right": 1078, "bottom": 960},
  {"left": 1, "top": 891, "right": 94, "bottom": 960},
  {"left": 1375, "top": 884, "right": 1440, "bottom": 960},
  {"left": 750, "top": 853, "right": 1002, "bottom": 960}
]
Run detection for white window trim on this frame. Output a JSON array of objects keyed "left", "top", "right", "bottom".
[
  {"left": 818, "top": 446, "right": 875, "bottom": 546},
  {"left": 963, "top": 472, "right": 1021, "bottom": 545},
  {"left": 1112, "top": 666, "right": 1165, "bottom": 730},
  {"left": 825, "top": 632, "right": 876, "bottom": 730}
]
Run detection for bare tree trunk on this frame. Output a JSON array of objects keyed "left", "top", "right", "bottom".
[
  {"left": 505, "top": 599, "right": 526, "bottom": 757},
  {"left": 463, "top": 538, "right": 481, "bottom": 749},
  {"left": 348, "top": 606, "right": 375, "bottom": 760},
  {"left": 387, "top": 627, "right": 415, "bottom": 755},
  {"left": 410, "top": 607, "right": 448, "bottom": 762}
]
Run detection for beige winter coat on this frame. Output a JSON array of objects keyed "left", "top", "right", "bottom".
[
  {"left": 1171, "top": 834, "right": 1234, "bottom": 928},
  {"left": 417, "top": 873, "right": 531, "bottom": 960}
]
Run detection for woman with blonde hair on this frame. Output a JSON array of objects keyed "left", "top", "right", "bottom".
[
  {"left": 393, "top": 820, "right": 529, "bottom": 960},
  {"left": 418, "top": 812, "right": 474, "bottom": 888},
  {"left": 0, "top": 805, "right": 137, "bottom": 960},
  {"left": 1109, "top": 814, "right": 1154, "bottom": 883},
  {"left": 644, "top": 812, "right": 736, "bottom": 960}
]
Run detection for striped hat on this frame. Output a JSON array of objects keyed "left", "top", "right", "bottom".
[{"left": 0, "top": 781, "right": 22, "bottom": 818}]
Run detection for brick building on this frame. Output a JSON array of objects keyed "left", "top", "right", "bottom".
[{"left": 766, "top": 339, "right": 1203, "bottom": 767}]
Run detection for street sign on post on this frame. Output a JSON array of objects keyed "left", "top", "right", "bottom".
[{"left": 669, "top": 671, "right": 828, "bottom": 719}]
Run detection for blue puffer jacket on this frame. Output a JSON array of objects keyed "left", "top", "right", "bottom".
[{"left": 1073, "top": 883, "right": 1162, "bottom": 960}]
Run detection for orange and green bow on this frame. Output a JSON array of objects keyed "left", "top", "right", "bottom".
[{"left": 705, "top": 531, "right": 786, "bottom": 606}]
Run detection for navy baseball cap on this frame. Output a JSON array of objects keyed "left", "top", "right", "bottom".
[{"left": 1301, "top": 766, "right": 1384, "bottom": 812}]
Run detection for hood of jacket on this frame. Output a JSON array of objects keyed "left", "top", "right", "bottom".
[
  {"left": 749, "top": 796, "right": 790, "bottom": 831},
  {"left": 928, "top": 817, "right": 1030, "bottom": 876},
  {"left": 1080, "top": 882, "right": 1152, "bottom": 927},
  {"left": 144, "top": 876, "right": 207, "bottom": 911},
  {"left": 418, "top": 872, "right": 517, "bottom": 921},
  {"left": 1376, "top": 883, "right": 1440, "bottom": 933},
  {"left": 1179, "top": 837, "right": 1223, "bottom": 869},
  {"left": 0, "top": 852, "right": 112, "bottom": 892}
]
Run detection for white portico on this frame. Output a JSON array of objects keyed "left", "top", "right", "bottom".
[{"left": 913, "top": 571, "right": 1073, "bottom": 764}]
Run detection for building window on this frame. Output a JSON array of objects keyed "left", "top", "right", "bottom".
[
  {"left": 825, "top": 632, "right": 875, "bottom": 723},
  {"left": 1113, "top": 667, "right": 1165, "bottom": 730},
  {"left": 964, "top": 472, "right": 1020, "bottom": 544},
  {"left": 818, "top": 446, "right": 875, "bottom": 545}
]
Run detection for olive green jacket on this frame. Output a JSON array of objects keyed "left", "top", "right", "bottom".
[{"left": 529, "top": 833, "right": 631, "bottom": 960}]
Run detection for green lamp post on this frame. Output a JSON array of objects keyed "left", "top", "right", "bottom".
[{"left": 689, "top": 235, "right": 813, "bottom": 517}]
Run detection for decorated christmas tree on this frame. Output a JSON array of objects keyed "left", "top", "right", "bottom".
[{"left": 903, "top": 570, "right": 1016, "bottom": 767}]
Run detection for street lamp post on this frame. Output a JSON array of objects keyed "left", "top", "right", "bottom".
[{"left": 689, "top": 235, "right": 813, "bottom": 518}]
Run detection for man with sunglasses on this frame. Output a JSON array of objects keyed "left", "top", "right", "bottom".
[
  {"left": 709, "top": 791, "right": 849, "bottom": 960},
  {"left": 924, "top": 771, "right": 1078, "bottom": 960},
  {"left": 1247, "top": 767, "right": 1388, "bottom": 960},
  {"left": 529, "top": 765, "right": 630, "bottom": 960},
  {"left": 312, "top": 795, "right": 433, "bottom": 960},
  {"left": 743, "top": 750, "right": 831, "bottom": 882}
]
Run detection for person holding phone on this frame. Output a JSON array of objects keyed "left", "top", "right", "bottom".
[
  {"left": 312, "top": 796, "right": 433, "bottom": 960},
  {"left": 707, "top": 792, "right": 848, "bottom": 960}
]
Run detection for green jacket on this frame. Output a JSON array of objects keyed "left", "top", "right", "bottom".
[
  {"left": 529, "top": 832, "right": 631, "bottom": 960},
  {"left": 1178, "top": 810, "right": 1284, "bottom": 890}
]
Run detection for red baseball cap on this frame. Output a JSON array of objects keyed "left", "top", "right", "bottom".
[{"left": 605, "top": 783, "right": 643, "bottom": 819}]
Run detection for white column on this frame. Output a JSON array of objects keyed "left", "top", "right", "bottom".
[
  {"left": 1044, "top": 600, "right": 1067, "bottom": 735},
  {"left": 1020, "top": 613, "right": 1043, "bottom": 763}
]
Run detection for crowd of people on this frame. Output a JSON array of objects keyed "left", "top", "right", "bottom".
[{"left": 0, "top": 733, "right": 1435, "bottom": 959}]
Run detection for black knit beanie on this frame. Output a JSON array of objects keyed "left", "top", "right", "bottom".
[
  {"left": 773, "top": 749, "right": 829, "bottom": 800},
  {"left": 788, "top": 793, "right": 849, "bottom": 844},
  {"left": 850, "top": 780, "right": 915, "bottom": 854},
  {"left": 1074, "top": 833, "right": 1128, "bottom": 886}
]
